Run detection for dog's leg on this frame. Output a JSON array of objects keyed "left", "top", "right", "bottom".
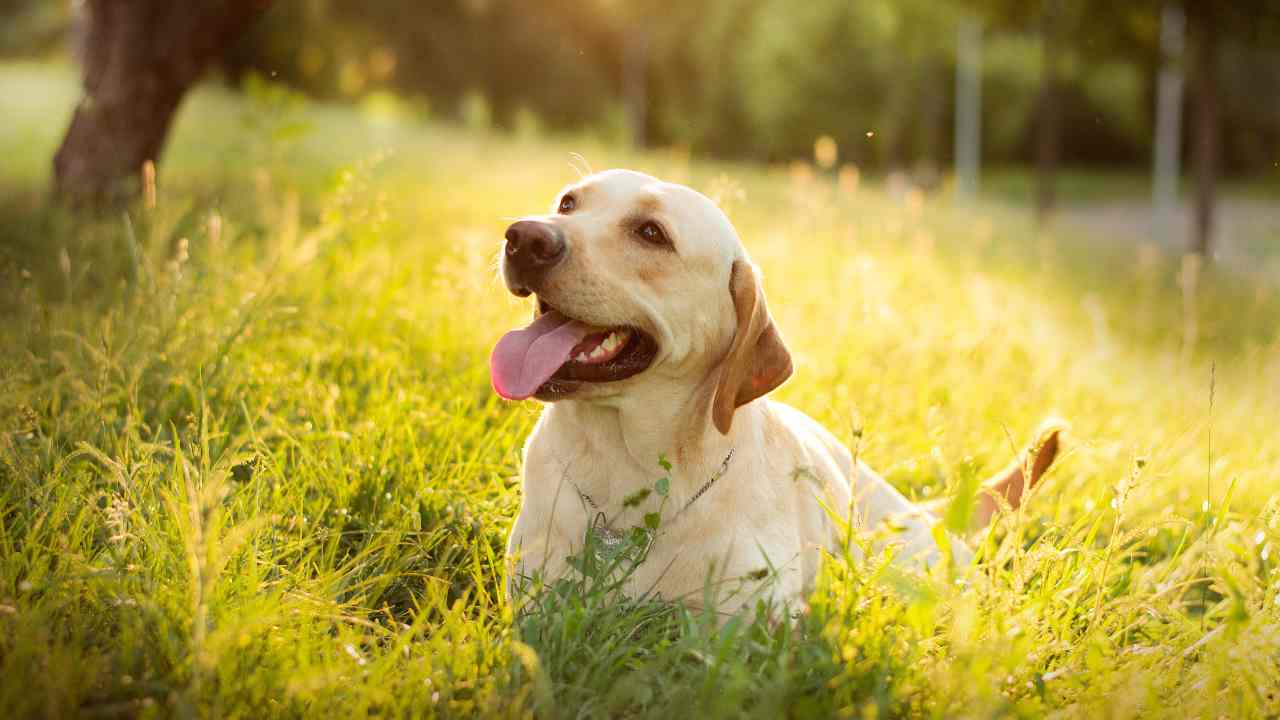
[
  {"left": 918, "top": 419, "right": 1066, "bottom": 529},
  {"left": 971, "top": 419, "right": 1065, "bottom": 529}
]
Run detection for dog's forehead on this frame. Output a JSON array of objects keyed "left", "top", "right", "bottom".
[
  {"left": 568, "top": 170, "right": 702, "bottom": 216},
  {"left": 569, "top": 170, "right": 741, "bottom": 254},
  {"left": 571, "top": 169, "right": 657, "bottom": 198}
]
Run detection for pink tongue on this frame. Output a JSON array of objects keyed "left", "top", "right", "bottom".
[{"left": 490, "top": 310, "right": 596, "bottom": 400}]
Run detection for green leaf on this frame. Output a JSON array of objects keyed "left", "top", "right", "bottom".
[
  {"left": 644, "top": 512, "right": 661, "bottom": 530},
  {"left": 655, "top": 477, "right": 669, "bottom": 497},
  {"left": 944, "top": 459, "right": 981, "bottom": 534},
  {"left": 657, "top": 454, "right": 672, "bottom": 472},
  {"left": 622, "top": 487, "right": 651, "bottom": 508}
]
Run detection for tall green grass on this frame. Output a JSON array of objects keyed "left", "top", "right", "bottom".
[{"left": 1, "top": 62, "right": 1278, "bottom": 718}]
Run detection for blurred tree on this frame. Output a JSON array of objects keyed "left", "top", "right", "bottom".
[
  {"left": 1156, "top": 2, "right": 1280, "bottom": 255},
  {"left": 1187, "top": 4, "right": 1220, "bottom": 257},
  {"left": 609, "top": 2, "right": 652, "bottom": 149},
  {"left": 617, "top": 0, "right": 761, "bottom": 154},
  {"left": 1181, "top": 4, "right": 1280, "bottom": 256},
  {"left": 53, "top": 0, "right": 273, "bottom": 205},
  {"left": 736, "top": 0, "right": 959, "bottom": 167},
  {"left": 961, "top": 0, "right": 1077, "bottom": 223},
  {"left": 65, "top": 0, "right": 1270, "bottom": 195},
  {"left": 1034, "top": 0, "right": 1063, "bottom": 225}
]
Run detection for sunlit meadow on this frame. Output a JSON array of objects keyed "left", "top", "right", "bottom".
[{"left": 1, "top": 62, "right": 1278, "bottom": 718}]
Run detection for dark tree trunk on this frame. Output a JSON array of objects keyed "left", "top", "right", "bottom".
[
  {"left": 1036, "top": 0, "right": 1061, "bottom": 226},
  {"left": 53, "top": 0, "right": 272, "bottom": 206},
  {"left": 1190, "top": 12, "right": 1219, "bottom": 257}
]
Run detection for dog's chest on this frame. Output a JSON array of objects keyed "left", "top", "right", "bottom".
[
  {"left": 523, "top": 449, "right": 808, "bottom": 599},
  {"left": 549, "top": 443, "right": 736, "bottom": 531}
]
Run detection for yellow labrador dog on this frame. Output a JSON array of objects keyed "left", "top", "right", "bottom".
[{"left": 492, "top": 169, "right": 1061, "bottom": 615}]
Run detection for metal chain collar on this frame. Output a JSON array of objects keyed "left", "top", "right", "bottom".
[{"left": 573, "top": 447, "right": 736, "bottom": 529}]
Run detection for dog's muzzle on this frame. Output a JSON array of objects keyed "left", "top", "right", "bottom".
[{"left": 503, "top": 220, "right": 566, "bottom": 297}]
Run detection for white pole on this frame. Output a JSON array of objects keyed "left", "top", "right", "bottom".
[
  {"left": 1153, "top": 5, "right": 1185, "bottom": 233},
  {"left": 954, "top": 19, "right": 983, "bottom": 203}
]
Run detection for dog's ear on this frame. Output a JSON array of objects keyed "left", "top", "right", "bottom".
[{"left": 712, "top": 259, "right": 793, "bottom": 434}]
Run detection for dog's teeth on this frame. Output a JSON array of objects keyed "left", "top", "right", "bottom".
[
  {"left": 588, "top": 344, "right": 608, "bottom": 360},
  {"left": 574, "top": 352, "right": 589, "bottom": 362},
  {"left": 603, "top": 332, "right": 619, "bottom": 351}
]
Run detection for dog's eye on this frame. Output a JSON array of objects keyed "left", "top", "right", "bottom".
[
  {"left": 557, "top": 194, "right": 576, "bottom": 214},
  {"left": 635, "top": 221, "right": 670, "bottom": 247}
]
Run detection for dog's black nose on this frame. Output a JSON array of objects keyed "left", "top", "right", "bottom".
[
  {"left": 505, "top": 221, "right": 565, "bottom": 267},
  {"left": 503, "top": 220, "right": 566, "bottom": 295}
]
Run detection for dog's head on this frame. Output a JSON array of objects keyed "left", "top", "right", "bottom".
[{"left": 491, "top": 169, "right": 791, "bottom": 433}]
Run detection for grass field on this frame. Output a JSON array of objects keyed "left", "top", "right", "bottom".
[{"left": 1, "top": 62, "right": 1279, "bottom": 718}]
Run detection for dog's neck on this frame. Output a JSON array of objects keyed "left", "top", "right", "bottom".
[{"left": 548, "top": 376, "right": 740, "bottom": 494}]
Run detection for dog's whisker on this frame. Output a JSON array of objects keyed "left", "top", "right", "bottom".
[{"left": 568, "top": 152, "right": 592, "bottom": 178}]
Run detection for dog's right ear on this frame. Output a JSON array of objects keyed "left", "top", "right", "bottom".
[{"left": 711, "top": 260, "right": 793, "bottom": 435}]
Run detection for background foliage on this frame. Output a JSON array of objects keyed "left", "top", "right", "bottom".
[{"left": 6, "top": 0, "right": 1280, "bottom": 173}]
